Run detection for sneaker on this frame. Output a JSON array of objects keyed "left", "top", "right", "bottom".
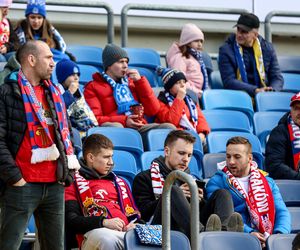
[
  {"left": 205, "top": 214, "right": 222, "bottom": 231},
  {"left": 227, "top": 212, "right": 244, "bottom": 232}
]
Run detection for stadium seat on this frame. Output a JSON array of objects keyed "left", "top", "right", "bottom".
[
  {"left": 77, "top": 64, "right": 99, "bottom": 85},
  {"left": 278, "top": 55, "right": 300, "bottom": 74},
  {"left": 266, "top": 233, "right": 296, "bottom": 250},
  {"left": 198, "top": 231, "right": 262, "bottom": 250},
  {"left": 288, "top": 207, "right": 300, "bottom": 233},
  {"left": 282, "top": 73, "right": 300, "bottom": 93},
  {"left": 112, "top": 150, "right": 138, "bottom": 186},
  {"left": 203, "top": 110, "right": 251, "bottom": 133},
  {"left": 210, "top": 70, "right": 224, "bottom": 89},
  {"left": 87, "top": 127, "right": 144, "bottom": 170},
  {"left": 124, "top": 229, "right": 191, "bottom": 250},
  {"left": 202, "top": 89, "right": 254, "bottom": 129},
  {"left": 135, "top": 66, "right": 159, "bottom": 87},
  {"left": 253, "top": 111, "right": 285, "bottom": 154},
  {"left": 255, "top": 92, "right": 294, "bottom": 112},
  {"left": 140, "top": 151, "right": 202, "bottom": 179},
  {"left": 275, "top": 180, "right": 300, "bottom": 206},
  {"left": 202, "top": 153, "right": 226, "bottom": 179},
  {"left": 68, "top": 45, "right": 103, "bottom": 70}
]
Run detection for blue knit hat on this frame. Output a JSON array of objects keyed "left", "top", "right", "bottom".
[
  {"left": 55, "top": 59, "right": 80, "bottom": 84},
  {"left": 25, "top": 0, "right": 46, "bottom": 18}
]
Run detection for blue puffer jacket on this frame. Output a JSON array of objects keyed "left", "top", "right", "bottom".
[
  {"left": 218, "top": 34, "right": 283, "bottom": 96},
  {"left": 206, "top": 169, "right": 291, "bottom": 234}
]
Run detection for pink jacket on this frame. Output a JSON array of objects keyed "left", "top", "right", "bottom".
[{"left": 166, "top": 42, "right": 204, "bottom": 97}]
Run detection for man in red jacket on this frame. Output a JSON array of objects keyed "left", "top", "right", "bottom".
[{"left": 84, "top": 44, "right": 174, "bottom": 134}]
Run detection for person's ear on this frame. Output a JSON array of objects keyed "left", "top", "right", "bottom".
[
  {"left": 86, "top": 152, "right": 94, "bottom": 165},
  {"left": 164, "top": 146, "right": 170, "bottom": 157},
  {"left": 248, "top": 153, "right": 253, "bottom": 163},
  {"left": 28, "top": 54, "right": 36, "bottom": 67}
]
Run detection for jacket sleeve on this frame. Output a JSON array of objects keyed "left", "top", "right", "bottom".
[
  {"left": 268, "top": 177, "right": 291, "bottom": 234},
  {"left": 0, "top": 87, "right": 23, "bottom": 185},
  {"left": 132, "top": 76, "right": 160, "bottom": 117},
  {"left": 205, "top": 174, "right": 225, "bottom": 200},
  {"left": 265, "top": 43, "right": 283, "bottom": 91},
  {"left": 265, "top": 125, "right": 300, "bottom": 179},
  {"left": 84, "top": 81, "right": 127, "bottom": 126},
  {"left": 196, "top": 105, "right": 210, "bottom": 134},
  {"left": 132, "top": 171, "right": 160, "bottom": 222},
  {"left": 218, "top": 44, "right": 257, "bottom": 96},
  {"left": 155, "top": 98, "right": 186, "bottom": 126},
  {"left": 65, "top": 184, "right": 104, "bottom": 234}
]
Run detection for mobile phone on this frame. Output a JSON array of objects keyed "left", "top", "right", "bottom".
[{"left": 195, "top": 180, "right": 206, "bottom": 189}]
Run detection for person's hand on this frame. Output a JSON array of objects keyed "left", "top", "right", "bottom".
[
  {"left": 68, "top": 81, "right": 79, "bottom": 95},
  {"left": 103, "top": 217, "right": 126, "bottom": 231},
  {"left": 0, "top": 45, "right": 7, "bottom": 54},
  {"left": 251, "top": 232, "right": 266, "bottom": 248},
  {"left": 255, "top": 86, "right": 274, "bottom": 94},
  {"left": 176, "top": 85, "right": 186, "bottom": 100},
  {"left": 125, "top": 219, "right": 137, "bottom": 231},
  {"left": 180, "top": 183, "right": 204, "bottom": 200},
  {"left": 126, "top": 115, "right": 144, "bottom": 129},
  {"left": 13, "top": 178, "right": 27, "bottom": 187},
  {"left": 127, "top": 69, "right": 141, "bottom": 82}
]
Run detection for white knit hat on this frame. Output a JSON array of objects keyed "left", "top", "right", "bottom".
[{"left": 179, "top": 23, "right": 204, "bottom": 47}]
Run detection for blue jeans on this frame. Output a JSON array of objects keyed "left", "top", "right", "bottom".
[{"left": 0, "top": 182, "right": 65, "bottom": 250}]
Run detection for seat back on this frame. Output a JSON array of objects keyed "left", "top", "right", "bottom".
[
  {"left": 282, "top": 73, "right": 300, "bottom": 93},
  {"left": 198, "top": 232, "right": 262, "bottom": 250},
  {"left": 253, "top": 112, "right": 285, "bottom": 153},
  {"left": 255, "top": 92, "right": 294, "bottom": 112},
  {"left": 275, "top": 180, "right": 300, "bottom": 206},
  {"left": 203, "top": 110, "right": 251, "bottom": 133},
  {"left": 266, "top": 233, "right": 296, "bottom": 250},
  {"left": 288, "top": 207, "right": 300, "bottom": 233},
  {"left": 278, "top": 55, "right": 300, "bottom": 74},
  {"left": 202, "top": 153, "right": 226, "bottom": 179},
  {"left": 135, "top": 66, "right": 158, "bottom": 87},
  {"left": 68, "top": 45, "right": 103, "bottom": 70},
  {"left": 77, "top": 64, "right": 99, "bottom": 86},
  {"left": 202, "top": 89, "right": 254, "bottom": 129},
  {"left": 210, "top": 70, "right": 224, "bottom": 89},
  {"left": 87, "top": 127, "right": 144, "bottom": 170},
  {"left": 124, "top": 229, "right": 191, "bottom": 250}
]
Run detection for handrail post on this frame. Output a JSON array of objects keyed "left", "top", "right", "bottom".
[{"left": 162, "top": 170, "right": 199, "bottom": 250}]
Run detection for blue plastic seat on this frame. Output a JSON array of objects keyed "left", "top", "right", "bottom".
[
  {"left": 198, "top": 231, "right": 262, "bottom": 250},
  {"left": 134, "top": 66, "right": 158, "bottom": 87},
  {"left": 253, "top": 112, "right": 285, "bottom": 154},
  {"left": 202, "top": 153, "right": 226, "bottom": 179},
  {"left": 275, "top": 180, "right": 300, "bottom": 206},
  {"left": 282, "top": 73, "right": 300, "bottom": 93},
  {"left": 278, "top": 55, "right": 300, "bottom": 74},
  {"left": 288, "top": 207, "right": 300, "bottom": 233},
  {"left": 266, "top": 233, "right": 296, "bottom": 250},
  {"left": 124, "top": 229, "right": 191, "bottom": 250},
  {"left": 68, "top": 45, "right": 103, "bottom": 70},
  {"left": 77, "top": 64, "right": 99, "bottom": 86},
  {"left": 87, "top": 127, "right": 144, "bottom": 170},
  {"left": 255, "top": 92, "right": 294, "bottom": 112},
  {"left": 202, "top": 89, "right": 254, "bottom": 129},
  {"left": 210, "top": 70, "right": 224, "bottom": 89},
  {"left": 112, "top": 150, "right": 138, "bottom": 187},
  {"left": 203, "top": 110, "right": 251, "bottom": 133},
  {"left": 140, "top": 151, "right": 201, "bottom": 179}
]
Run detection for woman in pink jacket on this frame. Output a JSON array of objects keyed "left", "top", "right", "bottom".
[{"left": 166, "top": 23, "right": 209, "bottom": 98}]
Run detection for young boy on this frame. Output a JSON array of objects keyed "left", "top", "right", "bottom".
[
  {"left": 65, "top": 134, "right": 141, "bottom": 250},
  {"left": 55, "top": 59, "right": 98, "bottom": 136}
]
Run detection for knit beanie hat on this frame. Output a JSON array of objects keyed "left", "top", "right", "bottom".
[
  {"left": 102, "top": 44, "right": 129, "bottom": 70},
  {"left": 25, "top": 0, "right": 46, "bottom": 18},
  {"left": 0, "top": 0, "right": 12, "bottom": 7},
  {"left": 55, "top": 59, "right": 80, "bottom": 84},
  {"left": 179, "top": 23, "right": 204, "bottom": 47},
  {"left": 157, "top": 66, "right": 186, "bottom": 91}
]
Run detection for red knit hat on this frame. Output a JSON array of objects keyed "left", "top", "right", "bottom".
[{"left": 179, "top": 23, "right": 204, "bottom": 47}]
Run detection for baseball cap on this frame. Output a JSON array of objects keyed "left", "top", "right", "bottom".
[
  {"left": 290, "top": 92, "right": 300, "bottom": 106},
  {"left": 234, "top": 13, "right": 260, "bottom": 32}
]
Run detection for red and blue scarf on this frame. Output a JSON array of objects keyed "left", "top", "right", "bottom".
[
  {"left": 18, "top": 70, "right": 80, "bottom": 170},
  {"left": 287, "top": 114, "right": 300, "bottom": 171}
]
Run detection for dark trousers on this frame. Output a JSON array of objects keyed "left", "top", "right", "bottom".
[
  {"left": 0, "top": 182, "right": 65, "bottom": 250},
  {"left": 151, "top": 186, "right": 234, "bottom": 238}
]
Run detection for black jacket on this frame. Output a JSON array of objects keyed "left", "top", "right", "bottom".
[
  {"left": 265, "top": 112, "right": 300, "bottom": 179},
  {"left": 0, "top": 72, "right": 74, "bottom": 185}
]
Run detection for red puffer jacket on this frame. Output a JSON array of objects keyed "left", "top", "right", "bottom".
[{"left": 84, "top": 73, "right": 160, "bottom": 126}]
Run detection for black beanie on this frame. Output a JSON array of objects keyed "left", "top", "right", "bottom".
[
  {"left": 158, "top": 67, "right": 186, "bottom": 91},
  {"left": 102, "top": 44, "right": 129, "bottom": 70}
]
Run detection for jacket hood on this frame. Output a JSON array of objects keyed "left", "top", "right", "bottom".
[{"left": 166, "top": 42, "right": 181, "bottom": 62}]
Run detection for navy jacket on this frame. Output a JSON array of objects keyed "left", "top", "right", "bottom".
[
  {"left": 218, "top": 34, "right": 283, "bottom": 96},
  {"left": 265, "top": 112, "right": 300, "bottom": 179}
]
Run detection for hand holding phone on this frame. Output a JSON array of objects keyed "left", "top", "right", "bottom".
[{"left": 195, "top": 179, "right": 206, "bottom": 189}]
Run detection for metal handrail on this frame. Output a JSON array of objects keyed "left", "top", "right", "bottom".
[
  {"left": 121, "top": 3, "right": 248, "bottom": 47},
  {"left": 13, "top": 0, "right": 114, "bottom": 43},
  {"left": 162, "top": 170, "right": 199, "bottom": 250},
  {"left": 265, "top": 11, "right": 300, "bottom": 43}
]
